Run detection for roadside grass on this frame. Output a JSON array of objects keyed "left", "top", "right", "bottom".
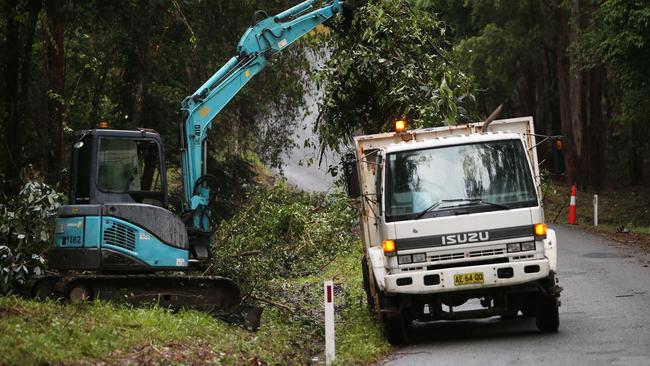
[
  {"left": 0, "top": 295, "right": 312, "bottom": 365},
  {"left": 329, "top": 256, "right": 390, "bottom": 366},
  {"left": 0, "top": 246, "right": 389, "bottom": 366},
  {"left": 305, "top": 246, "right": 390, "bottom": 365}
]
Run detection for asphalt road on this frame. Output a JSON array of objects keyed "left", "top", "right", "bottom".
[{"left": 380, "top": 225, "right": 650, "bottom": 366}]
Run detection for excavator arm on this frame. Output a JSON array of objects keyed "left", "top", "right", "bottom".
[{"left": 180, "top": 0, "right": 344, "bottom": 233}]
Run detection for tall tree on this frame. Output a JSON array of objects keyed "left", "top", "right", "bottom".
[
  {"left": 45, "top": 0, "right": 66, "bottom": 184},
  {"left": 574, "top": 0, "right": 650, "bottom": 183},
  {"left": 2, "top": 0, "right": 42, "bottom": 185}
]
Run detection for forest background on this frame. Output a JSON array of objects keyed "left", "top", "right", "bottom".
[{"left": 1, "top": 0, "right": 648, "bottom": 196}]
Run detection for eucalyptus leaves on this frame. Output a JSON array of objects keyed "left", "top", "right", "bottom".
[
  {"left": 0, "top": 181, "right": 63, "bottom": 293},
  {"left": 315, "top": 0, "right": 475, "bottom": 151}
]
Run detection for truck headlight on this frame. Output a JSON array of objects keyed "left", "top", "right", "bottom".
[
  {"left": 507, "top": 243, "right": 521, "bottom": 253},
  {"left": 521, "top": 241, "right": 536, "bottom": 252},
  {"left": 398, "top": 255, "right": 412, "bottom": 265},
  {"left": 412, "top": 253, "right": 427, "bottom": 263}
]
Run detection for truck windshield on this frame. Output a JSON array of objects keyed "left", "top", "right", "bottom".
[{"left": 386, "top": 139, "right": 538, "bottom": 221}]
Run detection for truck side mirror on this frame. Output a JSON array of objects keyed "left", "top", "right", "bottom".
[
  {"left": 343, "top": 157, "right": 361, "bottom": 198},
  {"left": 551, "top": 137, "right": 566, "bottom": 175}
]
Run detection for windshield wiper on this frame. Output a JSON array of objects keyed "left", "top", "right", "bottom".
[
  {"left": 415, "top": 198, "right": 478, "bottom": 220},
  {"left": 472, "top": 199, "right": 511, "bottom": 210},
  {"left": 414, "top": 200, "right": 443, "bottom": 220},
  {"left": 452, "top": 197, "right": 512, "bottom": 210},
  {"left": 415, "top": 198, "right": 510, "bottom": 219}
]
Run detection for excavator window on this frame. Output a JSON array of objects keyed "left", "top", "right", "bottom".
[
  {"left": 72, "top": 135, "right": 93, "bottom": 204},
  {"left": 97, "top": 138, "right": 164, "bottom": 206}
]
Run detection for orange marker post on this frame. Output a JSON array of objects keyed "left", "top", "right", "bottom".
[{"left": 568, "top": 185, "right": 577, "bottom": 224}]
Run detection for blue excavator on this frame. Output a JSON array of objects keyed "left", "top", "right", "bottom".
[{"left": 28, "top": 0, "right": 352, "bottom": 325}]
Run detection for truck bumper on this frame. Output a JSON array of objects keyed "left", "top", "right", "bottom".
[{"left": 384, "top": 259, "right": 550, "bottom": 294}]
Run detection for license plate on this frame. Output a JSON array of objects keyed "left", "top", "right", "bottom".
[{"left": 454, "top": 272, "right": 484, "bottom": 286}]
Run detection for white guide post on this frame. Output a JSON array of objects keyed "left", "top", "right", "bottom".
[
  {"left": 593, "top": 194, "right": 598, "bottom": 226},
  {"left": 324, "top": 280, "right": 335, "bottom": 365}
]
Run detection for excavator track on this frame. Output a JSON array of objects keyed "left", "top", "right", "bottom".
[{"left": 26, "top": 274, "right": 262, "bottom": 329}]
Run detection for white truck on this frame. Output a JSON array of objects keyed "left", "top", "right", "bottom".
[{"left": 343, "top": 116, "right": 562, "bottom": 344}]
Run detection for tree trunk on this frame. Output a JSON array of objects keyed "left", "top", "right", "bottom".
[
  {"left": 3, "top": 0, "right": 41, "bottom": 185},
  {"left": 588, "top": 67, "right": 606, "bottom": 189},
  {"left": 555, "top": 3, "right": 576, "bottom": 183},
  {"left": 131, "top": 73, "right": 145, "bottom": 127},
  {"left": 4, "top": 0, "right": 22, "bottom": 180},
  {"left": 569, "top": 0, "right": 590, "bottom": 187},
  {"left": 45, "top": 0, "right": 66, "bottom": 185},
  {"left": 90, "top": 62, "right": 110, "bottom": 124}
]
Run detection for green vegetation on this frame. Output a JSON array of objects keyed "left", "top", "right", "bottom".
[
  {"left": 0, "top": 296, "right": 307, "bottom": 365},
  {"left": 0, "top": 183, "right": 390, "bottom": 365},
  {"left": 210, "top": 182, "right": 390, "bottom": 364},
  {"left": 0, "top": 180, "right": 63, "bottom": 293},
  {"left": 316, "top": 0, "right": 475, "bottom": 150},
  {"left": 211, "top": 183, "right": 358, "bottom": 287},
  {"left": 425, "top": 0, "right": 650, "bottom": 187},
  {"left": 1, "top": 0, "right": 313, "bottom": 193}
]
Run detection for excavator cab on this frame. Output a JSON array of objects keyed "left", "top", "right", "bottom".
[
  {"left": 70, "top": 129, "right": 168, "bottom": 208},
  {"left": 49, "top": 128, "right": 193, "bottom": 272}
]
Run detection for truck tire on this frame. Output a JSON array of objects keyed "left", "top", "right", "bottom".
[
  {"left": 379, "top": 293, "right": 412, "bottom": 345},
  {"left": 382, "top": 311, "right": 412, "bottom": 346},
  {"left": 536, "top": 295, "right": 559, "bottom": 332}
]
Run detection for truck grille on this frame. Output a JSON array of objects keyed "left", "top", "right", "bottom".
[
  {"left": 429, "top": 252, "right": 464, "bottom": 262},
  {"left": 428, "top": 248, "right": 505, "bottom": 263},
  {"left": 468, "top": 248, "right": 505, "bottom": 257},
  {"left": 398, "top": 247, "right": 507, "bottom": 273},
  {"left": 103, "top": 222, "right": 136, "bottom": 252}
]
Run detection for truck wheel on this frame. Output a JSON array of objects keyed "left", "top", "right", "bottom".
[
  {"left": 536, "top": 295, "right": 559, "bottom": 332},
  {"left": 382, "top": 312, "right": 412, "bottom": 346}
]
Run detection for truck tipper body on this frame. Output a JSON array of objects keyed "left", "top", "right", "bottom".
[{"left": 347, "top": 117, "right": 562, "bottom": 344}]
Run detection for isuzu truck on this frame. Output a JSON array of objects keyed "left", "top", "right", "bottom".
[{"left": 344, "top": 116, "right": 562, "bottom": 344}]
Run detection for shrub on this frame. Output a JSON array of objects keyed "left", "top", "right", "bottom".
[
  {"left": 0, "top": 180, "right": 64, "bottom": 294},
  {"left": 211, "top": 182, "right": 358, "bottom": 292}
]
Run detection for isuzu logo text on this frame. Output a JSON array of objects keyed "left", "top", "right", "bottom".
[{"left": 441, "top": 231, "right": 490, "bottom": 245}]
